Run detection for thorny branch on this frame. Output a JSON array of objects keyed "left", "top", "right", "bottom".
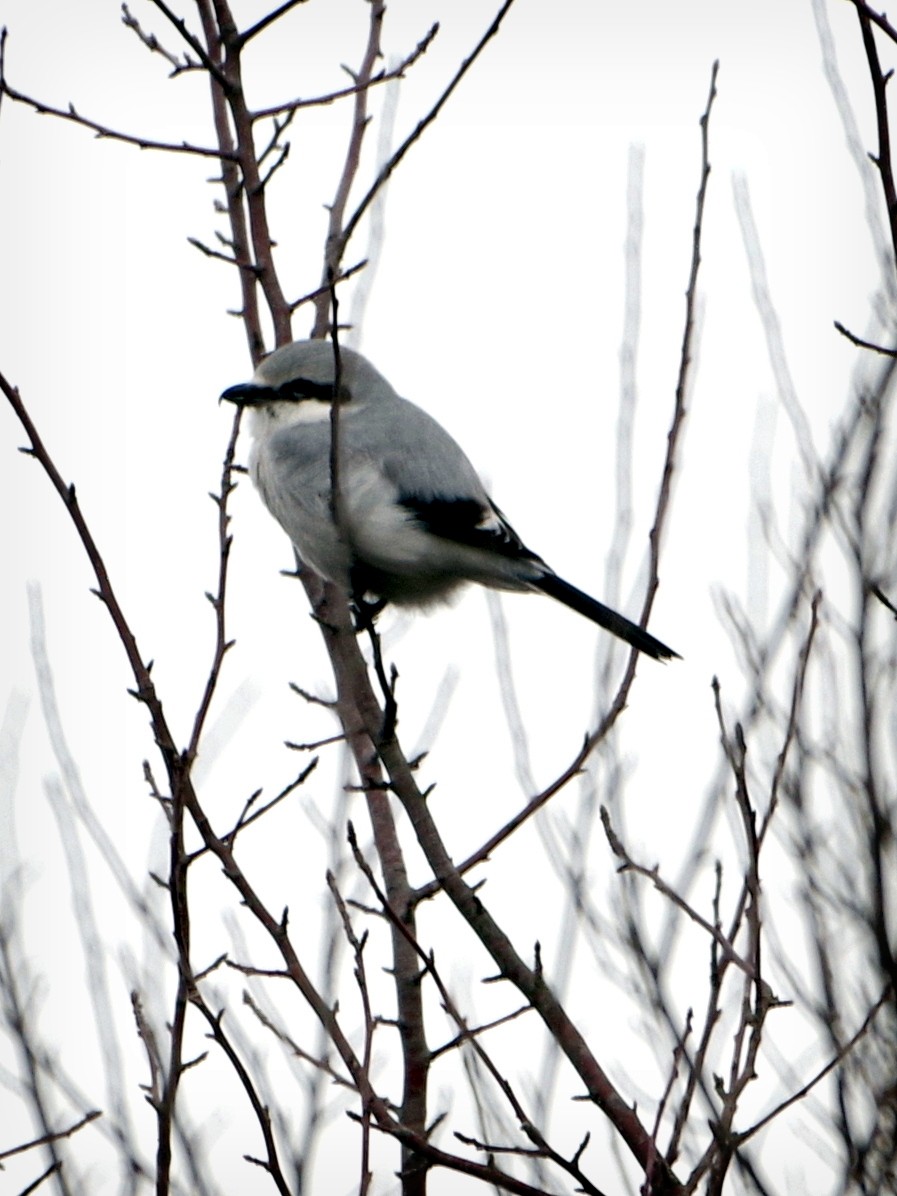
[{"left": 346, "top": 825, "right": 611, "bottom": 1196}]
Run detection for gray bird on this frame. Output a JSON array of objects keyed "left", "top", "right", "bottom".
[{"left": 221, "top": 340, "right": 678, "bottom": 661}]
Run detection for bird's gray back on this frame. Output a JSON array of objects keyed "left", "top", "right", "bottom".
[{"left": 267, "top": 392, "right": 487, "bottom": 506}]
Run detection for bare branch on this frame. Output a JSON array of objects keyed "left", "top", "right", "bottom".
[
  {"left": 289, "top": 258, "right": 368, "bottom": 313},
  {"left": 194, "top": 0, "right": 291, "bottom": 351},
  {"left": 643, "top": 59, "right": 718, "bottom": 629},
  {"left": 250, "top": 23, "right": 439, "bottom": 120},
  {"left": 188, "top": 997, "right": 293, "bottom": 1194},
  {"left": 340, "top": 0, "right": 518, "bottom": 251},
  {"left": 346, "top": 826, "right": 611, "bottom": 1196},
  {"left": 18, "top": 1161, "right": 63, "bottom": 1195},
  {"left": 0, "top": 75, "right": 231, "bottom": 158},
  {"left": 737, "top": 986, "right": 892, "bottom": 1144},
  {"left": 184, "top": 408, "right": 242, "bottom": 761},
  {"left": 600, "top": 807, "right": 770, "bottom": 987},
  {"left": 852, "top": 0, "right": 897, "bottom": 45},
  {"left": 239, "top": 0, "right": 311, "bottom": 46},
  {"left": 326, "top": 871, "right": 376, "bottom": 1195},
  {"left": 241, "top": 989, "right": 361, "bottom": 1095},
  {"left": 120, "top": 4, "right": 186, "bottom": 74},
  {"left": 834, "top": 318, "right": 897, "bottom": 356},
  {"left": 0, "top": 1110, "right": 102, "bottom": 1163},
  {"left": 147, "top": 0, "right": 228, "bottom": 84}
]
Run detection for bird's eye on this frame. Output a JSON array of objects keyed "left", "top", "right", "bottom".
[{"left": 276, "top": 377, "right": 352, "bottom": 404}]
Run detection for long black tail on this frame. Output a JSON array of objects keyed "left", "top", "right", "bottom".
[{"left": 534, "top": 573, "right": 679, "bottom": 661}]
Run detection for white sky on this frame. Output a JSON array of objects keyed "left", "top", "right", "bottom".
[{"left": 0, "top": 1, "right": 886, "bottom": 1192}]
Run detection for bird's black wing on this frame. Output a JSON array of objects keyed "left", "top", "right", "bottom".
[{"left": 398, "top": 494, "right": 545, "bottom": 565}]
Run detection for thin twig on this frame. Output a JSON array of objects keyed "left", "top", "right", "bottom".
[
  {"left": 186, "top": 411, "right": 242, "bottom": 760},
  {"left": 326, "top": 872, "right": 376, "bottom": 1196},
  {"left": 600, "top": 808, "right": 767, "bottom": 985},
  {"left": 121, "top": 4, "right": 187, "bottom": 74},
  {"left": 340, "top": 0, "right": 517, "bottom": 251},
  {"left": 289, "top": 258, "right": 368, "bottom": 313},
  {"left": 736, "top": 986, "right": 892, "bottom": 1144},
  {"left": 190, "top": 760, "right": 318, "bottom": 856},
  {"left": 870, "top": 580, "right": 897, "bottom": 617},
  {"left": 0, "top": 1110, "right": 102, "bottom": 1163},
  {"left": 834, "top": 318, "right": 897, "bottom": 356},
  {"left": 148, "top": 0, "right": 228, "bottom": 83},
  {"left": 644, "top": 60, "right": 718, "bottom": 628},
  {"left": 0, "top": 77, "right": 230, "bottom": 157},
  {"left": 189, "top": 998, "right": 293, "bottom": 1194},
  {"left": 766, "top": 591, "right": 821, "bottom": 813},
  {"left": 239, "top": 0, "right": 311, "bottom": 46},
  {"left": 18, "top": 1162, "right": 63, "bottom": 1195},
  {"left": 241, "top": 989, "right": 362, "bottom": 1095},
  {"left": 251, "top": 24, "right": 438, "bottom": 120}
]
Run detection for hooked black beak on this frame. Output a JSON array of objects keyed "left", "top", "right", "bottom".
[{"left": 219, "top": 382, "right": 271, "bottom": 407}]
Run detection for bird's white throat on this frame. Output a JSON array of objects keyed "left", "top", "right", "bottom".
[{"left": 249, "top": 397, "right": 338, "bottom": 439}]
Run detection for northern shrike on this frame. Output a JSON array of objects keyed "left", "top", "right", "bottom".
[{"left": 221, "top": 340, "right": 678, "bottom": 661}]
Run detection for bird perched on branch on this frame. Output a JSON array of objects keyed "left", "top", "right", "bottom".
[{"left": 221, "top": 340, "right": 678, "bottom": 661}]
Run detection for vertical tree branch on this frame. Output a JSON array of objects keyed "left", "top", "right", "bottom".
[
  {"left": 194, "top": 0, "right": 292, "bottom": 351},
  {"left": 645, "top": 60, "right": 718, "bottom": 625},
  {"left": 854, "top": 2, "right": 897, "bottom": 274},
  {"left": 310, "top": 0, "right": 385, "bottom": 338},
  {"left": 189, "top": 1, "right": 266, "bottom": 361}
]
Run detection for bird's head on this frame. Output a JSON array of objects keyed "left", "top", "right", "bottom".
[{"left": 220, "top": 340, "right": 390, "bottom": 421}]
